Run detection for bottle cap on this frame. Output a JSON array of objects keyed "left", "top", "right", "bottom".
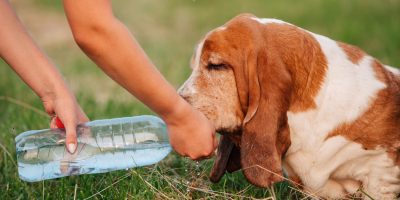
[{"left": 55, "top": 117, "right": 65, "bottom": 129}]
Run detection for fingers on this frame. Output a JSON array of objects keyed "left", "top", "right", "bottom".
[
  {"left": 53, "top": 116, "right": 78, "bottom": 154},
  {"left": 192, "top": 151, "right": 216, "bottom": 161},
  {"left": 65, "top": 121, "right": 78, "bottom": 154},
  {"left": 50, "top": 116, "right": 58, "bottom": 129},
  {"left": 177, "top": 141, "right": 215, "bottom": 160},
  {"left": 189, "top": 131, "right": 217, "bottom": 161},
  {"left": 50, "top": 116, "right": 77, "bottom": 153},
  {"left": 42, "top": 91, "right": 88, "bottom": 155},
  {"left": 166, "top": 107, "right": 217, "bottom": 161}
]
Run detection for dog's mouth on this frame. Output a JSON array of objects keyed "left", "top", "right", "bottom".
[
  {"left": 210, "top": 129, "right": 242, "bottom": 182},
  {"left": 217, "top": 128, "right": 242, "bottom": 146}
]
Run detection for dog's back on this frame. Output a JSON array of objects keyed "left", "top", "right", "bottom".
[{"left": 284, "top": 26, "right": 400, "bottom": 199}]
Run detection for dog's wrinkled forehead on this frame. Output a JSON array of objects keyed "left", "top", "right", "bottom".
[
  {"left": 193, "top": 16, "right": 261, "bottom": 72},
  {"left": 191, "top": 27, "right": 231, "bottom": 69}
]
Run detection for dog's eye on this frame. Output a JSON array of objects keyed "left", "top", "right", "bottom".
[{"left": 207, "top": 63, "right": 226, "bottom": 70}]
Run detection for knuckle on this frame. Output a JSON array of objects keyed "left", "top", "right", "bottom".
[
  {"left": 190, "top": 155, "right": 199, "bottom": 160},
  {"left": 66, "top": 131, "right": 77, "bottom": 137},
  {"left": 203, "top": 151, "right": 211, "bottom": 157},
  {"left": 188, "top": 153, "right": 199, "bottom": 160},
  {"left": 200, "top": 150, "right": 211, "bottom": 158},
  {"left": 66, "top": 133, "right": 77, "bottom": 140}
]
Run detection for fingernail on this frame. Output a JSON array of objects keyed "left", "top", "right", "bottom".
[{"left": 68, "top": 143, "right": 76, "bottom": 153}]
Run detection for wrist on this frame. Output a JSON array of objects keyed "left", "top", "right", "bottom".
[
  {"left": 159, "top": 97, "right": 193, "bottom": 125},
  {"left": 40, "top": 83, "right": 68, "bottom": 100},
  {"left": 29, "top": 61, "right": 72, "bottom": 103}
]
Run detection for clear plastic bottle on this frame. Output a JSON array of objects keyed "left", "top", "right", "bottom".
[{"left": 15, "top": 115, "right": 171, "bottom": 182}]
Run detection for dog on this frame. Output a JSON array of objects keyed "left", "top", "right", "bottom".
[{"left": 178, "top": 14, "right": 400, "bottom": 199}]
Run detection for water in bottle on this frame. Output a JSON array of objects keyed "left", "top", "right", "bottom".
[{"left": 16, "top": 115, "right": 171, "bottom": 182}]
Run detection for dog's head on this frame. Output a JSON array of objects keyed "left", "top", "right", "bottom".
[{"left": 178, "top": 13, "right": 292, "bottom": 187}]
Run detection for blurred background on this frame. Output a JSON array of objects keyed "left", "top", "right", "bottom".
[{"left": 1, "top": 0, "right": 399, "bottom": 199}]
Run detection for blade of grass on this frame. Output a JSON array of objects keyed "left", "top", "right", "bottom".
[
  {"left": 0, "top": 141, "right": 17, "bottom": 168},
  {"left": 0, "top": 96, "right": 48, "bottom": 117},
  {"left": 74, "top": 183, "right": 78, "bottom": 200},
  {"left": 83, "top": 172, "right": 132, "bottom": 200},
  {"left": 131, "top": 170, "right": 173, "bottom": 200}
]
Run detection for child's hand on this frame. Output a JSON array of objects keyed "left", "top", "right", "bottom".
[
  {"left": 41, "top": 88, "right": 89, "bottom": 154},
  {"left": 164, "top": 100, "right": 218, "bottom": 160}
]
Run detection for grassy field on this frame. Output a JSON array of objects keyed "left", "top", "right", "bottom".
[{"left": 1, "top": 0, "right": 399, "bottom": 199}]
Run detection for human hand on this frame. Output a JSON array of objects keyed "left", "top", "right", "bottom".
[
  {"left": 41, "top": 88, "right": 89, "bottom": 154},
  {"left": 0, "top": 0, "right": 88, "bottom": 154},
  {"left": 163, "top": 100, "right": 218, "bottom": 160}
]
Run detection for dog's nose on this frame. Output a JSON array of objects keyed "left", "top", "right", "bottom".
[
  {"left": 177, "top": 85, "right": 184, "bottom": 95},
  {"left": 178, "top": 76, "right": 197, "bottom": 103},
  {"left": 178, "top": 84, "right": 193, "bottom": 103},
  {"left": 178, "top": 87, "right": 190, "bottom": 102},
  {"left": 177, "top": 85, "right": 185, "bottom": 97}
]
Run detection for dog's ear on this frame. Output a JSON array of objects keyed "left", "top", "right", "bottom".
[{"left": 240, "top": 44, "right": 292, "bottom": 187}]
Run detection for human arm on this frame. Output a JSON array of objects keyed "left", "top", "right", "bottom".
[
  {"left": 63, "top": 0, "right": 217, "bottom": 159},
  {"left": 0, "top": 0, "right": 88, "bottom": 153}
]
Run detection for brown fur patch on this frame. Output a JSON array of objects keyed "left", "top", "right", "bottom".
[
  {"left": 338, "top": 42, "right": 366, "bottom": 64},
  {"left": 328, "top": 60, "right": 400, "bottom": 154},
  {"left": 260, "top": 23, "right": 328, "bottom": 113}
]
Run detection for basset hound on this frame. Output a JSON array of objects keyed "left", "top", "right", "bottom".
[{"left": 178, "top": 14, "right": 400, "bottom": 199}]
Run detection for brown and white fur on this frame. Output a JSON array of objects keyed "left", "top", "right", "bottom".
[{"left": 178, "top": 14, "right": 400, "bottom": 199}]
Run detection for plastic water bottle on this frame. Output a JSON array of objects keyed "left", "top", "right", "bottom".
[{"left": 15, "top": 115, "right": 171, "bottom": 182}]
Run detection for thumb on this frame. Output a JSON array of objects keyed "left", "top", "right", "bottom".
[{"left": 62, "top": 118, "right": 78, "bottom": 154}]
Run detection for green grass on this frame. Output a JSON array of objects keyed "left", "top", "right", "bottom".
[{"left": 1, "top": 0, "right": 399, "bottom": 199}]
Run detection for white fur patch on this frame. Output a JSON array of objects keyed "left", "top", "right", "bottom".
[
  {"left": 284, "top": 31, "right": 396, "bottom": 198},
  {"left": 193, "top": 40, "right": 205, "bottom": 70},
  {"left": 250, "top": 17, "right": 288, "bottom": 25},
  {"left": 385, "top": 65, "right": 400, "bottom": 76},
  {"left": 178, "top": 40, "right": 204, "bottom": 95},
  {"left": 215, "top": 26, "right": 227, "bottom": 31},
  {"left": 287, "top": 35, "right": 386, "bottom": 154}
]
